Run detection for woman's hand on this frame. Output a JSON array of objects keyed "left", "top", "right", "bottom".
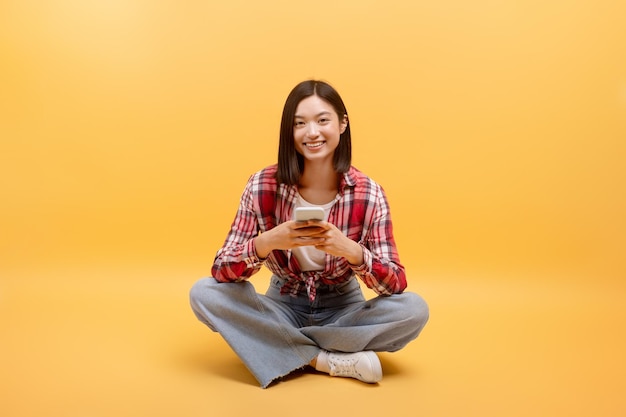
[
  {"left": 256, "top": 220, "right": 363, "bottom": 266},
  {"left": 310, "top": 222, "right": 364, "bottom": 266},
  {"left": 254, "top": 220, "right": 327, "bottom": 258}
]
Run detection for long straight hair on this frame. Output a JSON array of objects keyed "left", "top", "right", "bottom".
[{"left": 276, "top": 80, "right": 352, "bottom": 185}]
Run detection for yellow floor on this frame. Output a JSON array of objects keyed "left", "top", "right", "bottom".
[{"left": 1, "top": 263, "right": 624, "bottom": 417}]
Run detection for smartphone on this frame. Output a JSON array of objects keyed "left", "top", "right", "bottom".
[{"left": 294, "top": 207, "right": 325, "bottom": 222}]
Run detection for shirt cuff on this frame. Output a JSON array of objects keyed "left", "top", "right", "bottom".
[
  {"left": 350, "top": 243, "right": 372, "bottom": 274},
  {"left": 244, "top": 238, "right": 264, "bottom": 268}
]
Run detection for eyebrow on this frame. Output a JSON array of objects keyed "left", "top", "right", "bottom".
[{"left": 294, "top": 111, "right": 333, "bottom": 119}]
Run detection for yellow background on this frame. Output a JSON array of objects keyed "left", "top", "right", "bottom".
[{"left": 1, "top": 1, "right": 625, "bottom": 416}]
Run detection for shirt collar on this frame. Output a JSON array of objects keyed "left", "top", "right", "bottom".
[{"left": 340, "top": 167, "right": 357, "bottom": 191}]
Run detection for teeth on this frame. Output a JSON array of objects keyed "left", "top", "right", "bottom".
[{"left": 306, "top": 142, "right": 324, "bottom": 149}]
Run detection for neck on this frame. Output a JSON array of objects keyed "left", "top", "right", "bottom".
[
  {"left": 300, "top": 160, "right": 338, "bottom": 187},
  {"left": 298, "top": 162, "right": 340, "bottom": 204}
]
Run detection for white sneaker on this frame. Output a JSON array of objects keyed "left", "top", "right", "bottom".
[{"left": 316, "top": 351, "right": 382, "bottom": 383}]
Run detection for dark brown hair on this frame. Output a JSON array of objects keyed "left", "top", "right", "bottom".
[{"left": 276, "top": 80, "right": 352, "bottom": 185}]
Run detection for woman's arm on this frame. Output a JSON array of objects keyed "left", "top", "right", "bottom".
[
  {"left": 211, "top": 179, "right": 264, "bottom": 281},
  {"left": 352, "top": 185, "right": 407, "bottom": 295}
]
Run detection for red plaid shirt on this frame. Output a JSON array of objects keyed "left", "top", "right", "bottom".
[{"left": 211, "top": 165, "right": 407, "bottom": 300}]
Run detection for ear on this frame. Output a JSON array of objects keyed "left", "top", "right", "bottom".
[{"left": 340, "top": 114, "right": 348, "bottom": 134}]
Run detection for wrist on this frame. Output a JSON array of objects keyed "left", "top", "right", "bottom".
[
  {"left": 254, "top": 233, "right": 271, "bottom": 259},
  {"left": 346, "top": 241, "right": 364, "bottom": 266}
]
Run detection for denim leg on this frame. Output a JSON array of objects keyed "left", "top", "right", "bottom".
[
  {"left": 189, "top": 277, "right": 320, "bottom": 388},
  {"left": 300, "top": 288, "right": 430, "bottom": 353}
]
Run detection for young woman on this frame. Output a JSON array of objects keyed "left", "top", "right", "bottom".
[{"left": 189, "top": 80, "right": 429, "bottom": 388}]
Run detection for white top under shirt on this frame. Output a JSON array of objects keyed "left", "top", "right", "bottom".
[{"left": 291, "top": 194, "right": 335, "bottom": 271}]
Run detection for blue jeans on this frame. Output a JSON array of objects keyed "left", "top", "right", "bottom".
[{"left": 189, "top": 275, "right": 429, "bottom": 388}]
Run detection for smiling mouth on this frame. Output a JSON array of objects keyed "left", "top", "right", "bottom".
[{"left": 305, "top": 141, "right": 325, "bottom": 149}]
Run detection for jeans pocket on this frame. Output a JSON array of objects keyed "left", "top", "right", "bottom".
[
  {"left": 271, "top": 276, "right": 285, "bottom": 289},
  {"left": 334, "top": 277, "right": 358, "bottom": 295}
]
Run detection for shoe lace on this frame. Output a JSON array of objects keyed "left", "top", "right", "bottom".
[{"left": 328, "top": 356, "right": 361, "bottom": 377}]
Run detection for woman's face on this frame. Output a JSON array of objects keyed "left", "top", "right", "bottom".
[{"left": 293, "top": 95, "right": 347, "bottom": 165}]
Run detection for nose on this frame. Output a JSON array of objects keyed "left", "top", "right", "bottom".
[{"left": 306, "top": 122, "right": 319, "bottom": 138}]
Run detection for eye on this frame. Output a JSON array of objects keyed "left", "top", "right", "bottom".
[
  {"left": 318, "top": 118, "right": 330, "bottom": 124},
  {"left": 294, "top": 120, "right": 306, "bottom": 128}
]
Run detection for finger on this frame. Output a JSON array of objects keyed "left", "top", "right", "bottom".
[
  {"left": 293, "top": 220, "right": 328, "bottom": 230},
  {"left": 295, "top": 226, "right": 326, "bottom": 236},
  {"left": 299, "top": 234, "right": 327, "bottom": 247},
  {"left": 314, "top": 240, "right": 329, "bottom": 250}
]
